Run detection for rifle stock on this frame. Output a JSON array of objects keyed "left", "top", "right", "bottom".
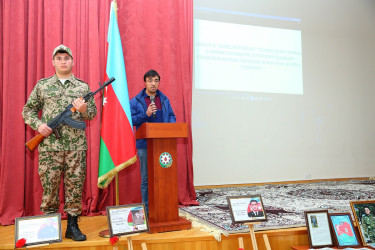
[{"left": 25, "top": 134, "right": 45, "bottom": 152}]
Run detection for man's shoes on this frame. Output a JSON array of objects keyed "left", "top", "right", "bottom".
[{"left": 65, "top": 214, "right": 87, "bottom": 241}]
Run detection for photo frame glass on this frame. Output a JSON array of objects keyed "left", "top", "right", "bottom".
[
  {"left": 227, "top": 195, "right": 267, "bottom": 224},
  {"left": 106, "top": 203, "right": 149, "bottom": 237},
  {"left": 305, "top": 210, "right": 334, "bottom": 248},
  {"left": 350, "top": 200, "right": 375, "bottom": 248},
  {"left": 328, "top": 213, "right": 361, "bottom": 248},
  {"left": 15, "top": 213, "right": 62, "bottom": 247}
]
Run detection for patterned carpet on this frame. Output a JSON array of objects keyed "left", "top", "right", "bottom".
[{"left": 179, "top": 179, "right": 375, "bottom": 240}]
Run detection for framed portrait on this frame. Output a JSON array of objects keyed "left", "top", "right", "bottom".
[
  {"left": 328, "top": 213, "right": 361, "bottom": 248},
  {"left": 14, "top": 213, "right": 62, "bottom": 247},
  {"left": 305, "top": 210, "right": 334, "bottom": 248},
  {"left": 106, "top": 203, "right": 149, "bottom": 237},
  {"left": 350, "top": 200, "right": 375, "bottom": 248},
  {"left": 227, "top": 195, "right": 267, "bottom": 224}
]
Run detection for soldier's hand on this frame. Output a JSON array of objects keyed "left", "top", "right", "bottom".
[
  {"left": 73, "top": 98, "right": 87, "bottom": 113},
  {"left": 38, "top": 123, "right": 53, "bottom": 137}
]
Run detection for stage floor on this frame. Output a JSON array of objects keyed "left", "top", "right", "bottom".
[{"left": 0, "top": 215, "right": 309, "bottom": 250}]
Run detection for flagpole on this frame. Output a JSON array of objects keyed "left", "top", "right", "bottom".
[
  {"left": 116, "top": 174, "right": 120, "bottom": 205},
  {"left": 99, "top": 0, "right": 119, "bottom": 237},
  {"left": 113, "top": 0, "right": 120, "bottom": 207}
]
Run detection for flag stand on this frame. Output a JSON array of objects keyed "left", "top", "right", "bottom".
[{"left": 99, "top": 175, "right": 120, "bottom": 238}]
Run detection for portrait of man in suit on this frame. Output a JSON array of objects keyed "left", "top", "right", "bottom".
[
  {"left": 248, "top": 199, "right": 264, "bottom": 218},
  {"left": 227, "top": 195, "right": 267, "bottom": 224}
]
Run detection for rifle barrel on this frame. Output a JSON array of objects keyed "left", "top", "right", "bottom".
[{"left": 92, "top": 77, "right": 115, "bottom": 96}]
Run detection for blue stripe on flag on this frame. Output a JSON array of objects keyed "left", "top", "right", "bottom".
[{"left": 106, "top": 2, "right": 133, "bottom": 126}]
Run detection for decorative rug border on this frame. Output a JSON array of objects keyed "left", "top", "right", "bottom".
[{"left": 179, "top": 208, "right": 230, "bottom": 241}]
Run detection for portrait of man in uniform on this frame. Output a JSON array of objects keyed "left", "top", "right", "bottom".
[{"left": 350, "top": 200, "right": 375, "bottom": 247}]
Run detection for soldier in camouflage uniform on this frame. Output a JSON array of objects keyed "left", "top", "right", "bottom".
[
  {"left": 362, "top": 207, "right": 375, "bottom": 243},
  {"left": 22, "top": 45, "right": 97, "bottom": 241}
]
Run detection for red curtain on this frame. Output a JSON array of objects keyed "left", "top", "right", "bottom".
[{"left": 0, "top": 0, "right": 196, "bottom": 226}]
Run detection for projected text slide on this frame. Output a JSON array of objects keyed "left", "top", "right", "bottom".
[{"left": 194, "top": 20, "right": 303, "bottom": 95}]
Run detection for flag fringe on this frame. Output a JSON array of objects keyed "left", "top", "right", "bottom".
[{"left": 97, "top": 154, "right": 137, "bottom": 189}]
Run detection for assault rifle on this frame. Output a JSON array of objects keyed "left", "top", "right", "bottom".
[{"left": 25, "top": 77, "right": 115, "bottom": 152}]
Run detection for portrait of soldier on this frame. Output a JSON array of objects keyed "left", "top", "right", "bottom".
[{"left": 361, "top": 207, "right": 375, "bottom": 243}]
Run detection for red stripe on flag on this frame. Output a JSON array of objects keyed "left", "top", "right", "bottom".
[{"left": 101, "top": 84, "right": 136, "bottom": 166}]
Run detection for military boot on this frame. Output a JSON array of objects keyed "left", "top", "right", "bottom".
[{"left": 65, "top": 214, "right": 87, "bottom": 241}]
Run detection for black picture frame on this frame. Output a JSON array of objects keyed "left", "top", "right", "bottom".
[
  {"left": 227, "top": 195, "right": 267, "bottom": 224},
  {"left": 106, "top": 203, "right": 149, "bottom": 237},
  {"left": 305, "top": 210, "right": 334, "bottom": 248},
  {"left": 14, "top": 213, "right": 62, "bottom": 248}
]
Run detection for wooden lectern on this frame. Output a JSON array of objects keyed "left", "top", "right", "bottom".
[{"left": 136, "top": 123, "right": 192, "bottom": 233}]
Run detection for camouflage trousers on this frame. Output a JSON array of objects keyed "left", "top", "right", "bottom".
[
  {"left": 38, "top": 150, "right": 86, "bottom": 216},
  {"left": 367, "top": 233, "right": 375, "bottom": 243}
]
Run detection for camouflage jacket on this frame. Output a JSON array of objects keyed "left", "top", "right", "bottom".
[
  {"left": 22, "top": 74, "right": 97, "bottom": 151},
  {"left": 362, "top": 213, "right": 375, "bottom": 236}
]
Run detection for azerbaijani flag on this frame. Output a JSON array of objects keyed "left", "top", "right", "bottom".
[{"left": 98, "top": 1, "right": 137, "bottom": 189}]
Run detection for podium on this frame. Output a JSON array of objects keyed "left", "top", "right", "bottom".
[{"left": 136, "top": 123, "right": 192, "bottom": 233}]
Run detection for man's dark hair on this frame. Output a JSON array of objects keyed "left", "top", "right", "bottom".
[
  {"left": 250, "top": 200, "right": 258, "bottom": 204},
  {"left": 144, "top": 69, "right": 160, "bottom": 82}
]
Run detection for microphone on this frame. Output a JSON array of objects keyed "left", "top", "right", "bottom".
[{"left": 150, "top": 95, "right": 156, "bottom": 118}]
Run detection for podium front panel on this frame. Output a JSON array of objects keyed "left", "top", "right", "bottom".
[{"left": 148, "top": 138, "right": 179, "bottom": 223}]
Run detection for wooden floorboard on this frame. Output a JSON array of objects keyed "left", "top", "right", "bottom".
[{"left": 0, "top": 215, "right": 309, "bottom": 250}]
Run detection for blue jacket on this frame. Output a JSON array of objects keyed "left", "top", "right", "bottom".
[{"left": 130, "top": 88, "right": 176, "bottom": 149}]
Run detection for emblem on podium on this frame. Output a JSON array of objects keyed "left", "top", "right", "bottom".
[{"left": 159, "top": 152, "right": 173, "bottom": 168}]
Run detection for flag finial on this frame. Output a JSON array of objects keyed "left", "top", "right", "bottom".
[{"left": 113, "top": 0, "right": 118, "bottom": 19}]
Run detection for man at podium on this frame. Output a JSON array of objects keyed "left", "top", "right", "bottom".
[{"left": 130, "top": 69, "right": 176, "bottom": 214}]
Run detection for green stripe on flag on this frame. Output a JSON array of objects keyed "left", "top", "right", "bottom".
[
  {"left": 98, "top": 138, "right": 137, "bottom": 189},
  {"left": 98, "top": 138, "right": 115, "bottom": 188}
]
